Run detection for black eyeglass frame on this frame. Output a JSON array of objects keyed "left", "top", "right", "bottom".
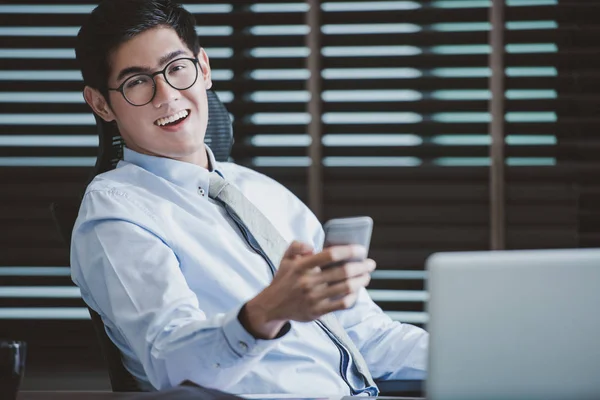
[{"left": 107, "top": 57, "right": 202, "bottom": 106}]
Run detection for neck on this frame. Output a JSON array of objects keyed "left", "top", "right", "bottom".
[
  {"left": 171, "top": 145, "right": 210, "bottom": 169},
  {"left": 126, "top": 143, "right": 210, "bottom": 170}
]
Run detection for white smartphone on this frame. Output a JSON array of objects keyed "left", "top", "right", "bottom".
[{"left": 322, "top": 216, "right": 373, "bottom": 268}]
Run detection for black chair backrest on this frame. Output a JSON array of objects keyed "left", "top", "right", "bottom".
[
  {"left": 50, "top": 202, "right": 79, "bottom": 246},
  {"left": 50, "top": 89, "right": 234, "bottom": 392},
  {"left": 88, "top": 307, "right": 141, "bottom": 392}
]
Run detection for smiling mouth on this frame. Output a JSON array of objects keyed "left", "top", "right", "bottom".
[{"left": 154, "top": 109, "right": 190, "bottom": 127}]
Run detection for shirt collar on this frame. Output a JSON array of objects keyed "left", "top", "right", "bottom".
[{"left": 119, "top": 145, "right": 220, "bottom": 194}]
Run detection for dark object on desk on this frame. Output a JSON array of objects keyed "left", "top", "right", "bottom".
[
  {"left": 0, "top": 340, "right": 27, "bottom": 400},
  {"left": 375, "top": 379, "right": 424, "bottom": 397}
]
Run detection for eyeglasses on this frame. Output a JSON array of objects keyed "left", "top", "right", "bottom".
[{"left": 108, "top": 57, "right": 201, "bottom": 106}]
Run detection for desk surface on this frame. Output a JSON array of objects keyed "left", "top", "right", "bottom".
[
  {"left": 19, "top": 392, "right": 142, "bottom": 400},
  {"left": 18, "top": 392, "right": 422, "bottom": 400}
]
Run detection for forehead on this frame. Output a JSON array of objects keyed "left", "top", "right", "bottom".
[{"left": 108, "top": 27, "right": 191, "bottom": 81}]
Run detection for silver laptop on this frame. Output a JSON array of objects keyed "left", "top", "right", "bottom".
[{"left": 425, "top": 248, "right": 600, "bottom": 400}]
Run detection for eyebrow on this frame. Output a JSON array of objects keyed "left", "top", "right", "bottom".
[{"left": 115, "top": 49, "right": 188, "bottom": 82}]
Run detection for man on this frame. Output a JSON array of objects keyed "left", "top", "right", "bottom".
[{"left": 71, "top": 0, "right": 428, "bottom": 395}]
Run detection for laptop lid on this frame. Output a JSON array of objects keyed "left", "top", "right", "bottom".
[{"left": 425, "top": 249, "right": 600, "bottom": 400}]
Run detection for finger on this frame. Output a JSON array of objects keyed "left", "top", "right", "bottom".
[
  {"left": 315, "top": 293, "right": 359, "bottom": 315},
  {"left": 283, "top": 241, "right": 314, "bottom": 259},
  {"left": 317, "top": 273, "right": 372, "bottom": 300},
  {"left": 297, "top": 245, "right": 367, "bottom": 271},
  {"left": 319, "top": 259, "right": 376, "bottom": 284}
]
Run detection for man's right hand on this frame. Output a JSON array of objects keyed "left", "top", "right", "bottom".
[{"left": 240, "top": 241, "right": 376, "bottom": 339}]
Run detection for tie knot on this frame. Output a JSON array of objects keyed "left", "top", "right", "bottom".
[{"left": 208, "top": 173, "right": 228, "bottom": 199}]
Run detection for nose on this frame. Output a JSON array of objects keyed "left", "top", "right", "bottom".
[{"left": 151, "top": 75, "right": 179, "bottom": 108}]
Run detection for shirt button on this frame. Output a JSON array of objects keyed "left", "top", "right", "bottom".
[
  {"left": 213, "top": 363, "right": 220, "bottom": 369},
  {"left": 238, "top": 341, "right": 248, "bottom": 351},
  {"left": 197, "top": 187, "right": 205, "bottom": 197}
]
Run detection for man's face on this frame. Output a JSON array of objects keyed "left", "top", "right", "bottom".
[{"left": 87, "top": 26, "right": 212, "bottom": 163}]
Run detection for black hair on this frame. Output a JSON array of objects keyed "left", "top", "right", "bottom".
[{"left": 75, "top": 0, "right": 200, "bottom": 99}]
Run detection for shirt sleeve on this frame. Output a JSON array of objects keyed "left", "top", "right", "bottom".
[
  {"left": 71, "top": 189, "right": 286, "bottom": 391},
  {"left": 334, "top": 288, "right": 429, "bottom": 381}
]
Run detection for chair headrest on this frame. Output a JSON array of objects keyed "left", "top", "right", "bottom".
[{"left": 91, "top": 89, "right": 233, "bottom": 179}]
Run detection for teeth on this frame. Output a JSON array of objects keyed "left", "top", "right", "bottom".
[{"left": 155, "top": 110, "right": 189, "bottom": 126}]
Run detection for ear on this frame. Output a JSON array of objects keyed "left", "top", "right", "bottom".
[
  {"left": 197, "top": 48, "right": 212, "bottom": 90},
  {"left": 83, "top": 86, "right": 116, "bottom": 122}
]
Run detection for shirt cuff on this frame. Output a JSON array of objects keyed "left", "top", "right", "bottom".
[{"left": 221, "top": 303, "right": 290, "bottom": 358}]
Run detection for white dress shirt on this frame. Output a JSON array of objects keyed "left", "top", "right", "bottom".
[{"left": 70, "top": 146, "right": 428, "bottom": 395}]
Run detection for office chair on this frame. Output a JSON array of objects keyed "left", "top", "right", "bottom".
[
  {"left": 50, "top": 202, "right": 141, "bottom": 392},
  {"left": 50, "top": 89, "right": 423, "bottom": 396}
]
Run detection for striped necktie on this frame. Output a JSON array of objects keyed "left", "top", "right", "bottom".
[{"left": 208, "top": 172, "right": 376, "bottom": 392}]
